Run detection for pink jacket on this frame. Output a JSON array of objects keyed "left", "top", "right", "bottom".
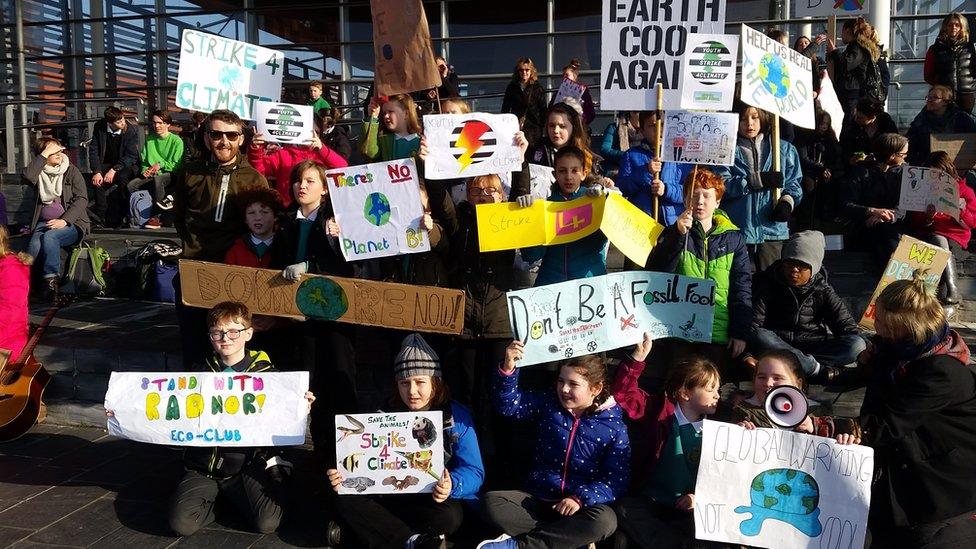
[
  {"left": 0, "top": 254, "right": 30, "bottom": 360},
  {"left": 908, "top": 178, "right": 976, "bottom": 249},
  {"left": 247, "top": 144, "right": 348, "bottom": 208}
]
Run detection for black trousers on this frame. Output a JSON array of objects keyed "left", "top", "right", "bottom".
[
  {"left": 329, "top": 492, "right": 463, "bottom": 549},
  {"left": 481, "top": 490, "right": 617, "bottom": 549},
  {"left": 305, "top": 320, "right": 358, "bottom": 467},
  {"left": 89, "top": 165, "right": 134, "bottom": 228},
  {"left": 168, "top": 467, "right": 283, "bottom": 536},
  {"left": 869, "top": 509, "right": 976, "bottom": 549}
]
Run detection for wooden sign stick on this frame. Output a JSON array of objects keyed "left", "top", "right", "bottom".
[
  {"left": 653, "top": 83, "right": 664, "bottom": 221},
  {"left": 772, "top": 113, "right": 782, "bottom": 202}
]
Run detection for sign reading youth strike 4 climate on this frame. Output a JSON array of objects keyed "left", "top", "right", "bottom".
[
  {"left": 176, "top": 30, "right": 284, "bottom": 120},
  {"left": 104, "top": 372, "right": 310, "bottom": 447},
  {"left": 255, "top": 101, "right": 314, "bottom": 145},
  {"left": 423, "top": 114, "right": 523, "bottom": 180},
  {"left": 740, "top": 25, "right": 815, "bottom": 129},
  {"left": 601, "top": 0, "right": 727, "bottom": 110},
  {"left": 680, "top": 33, "right": 739, "bottom": 111},
  {"left": 508, "top": 272, "right": 715, "bottom": 367}
]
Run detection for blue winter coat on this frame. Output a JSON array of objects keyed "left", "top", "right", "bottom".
[
  {"left": 493, "top": 368, "right": 630, "bottom": 507},
  {"left": 616, "top": 140, "right": 691, "bottom": 226},
  {"left": 714, "top": 136, "right": 803, "bottom": 245},
  {"left": 443, "top": 401, "right": 485, "bottom": 500},
  {"left": 520, "top": 186, "right": 608, "bottom": 286}
]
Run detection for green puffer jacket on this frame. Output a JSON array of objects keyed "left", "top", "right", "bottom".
[{"left": 646, "top": 210, "right": 753, "bottom": 344}]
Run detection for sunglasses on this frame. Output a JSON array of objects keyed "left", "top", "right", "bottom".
[{"left": 208, "top": 130, "right": 242, "bottom": 141}]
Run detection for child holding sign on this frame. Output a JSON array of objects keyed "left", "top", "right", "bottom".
[
  {"left": 617, "top": 111, "right": 690, "bottom": 226},
  {"left": 362, "top": 94, "right": 423, "bottom": 162},
  {"left": 326, "top": 334, "right": 484, "bottom": 549},
  {"left": 478, "top": 341, "right": 628, "bottom": 548}
]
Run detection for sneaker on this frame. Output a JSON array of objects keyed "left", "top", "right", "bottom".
[
  {"left": 326, "top": 520, "right": 342, "bottom": 547},
  {"left": 405, "top": 533, "right": 446, "bottom": 549},
  {"left": 43, "top": 276, "right": 59, "bottom": 301},
  {"left": 157, "top": 195, "right": 174, "bottom": 210},
  {"left": 476, "top": 534, "right": 515, "bottom": 549},
  {"left": 144, "top": 217, "right": 162, "bottom": 229}
]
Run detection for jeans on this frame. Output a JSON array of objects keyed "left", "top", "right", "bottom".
[
  {"left": 481, "top": 490, "right": 617, "bottom": 549},
  {"left": 752, "top": 327, "right": 866, "bottom": 375},
  {"left": 27, "top": 222, "right": 82, "bottom": 277}
]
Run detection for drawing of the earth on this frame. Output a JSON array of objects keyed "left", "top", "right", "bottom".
[
  {"left": 838, "top": 0, "right": 864, "bottom": 11},
  {"left": 218, "top": 65, "right": 244, "bottom": 90},
  {"left": 364, "top": 192, "right": 391, "bottom": 226},
  {"left": 296, "top": 277, "right": 348, "bottom": 321},
  {"left": 735, "top": 468, "right": 822, "bottom": 537},
  {"left": 758, "top": 53, "right": 790, "bottom": 99}
]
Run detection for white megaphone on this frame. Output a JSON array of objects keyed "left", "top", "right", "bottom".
[{"left": 763, "top": 385, "right": 809, "bottom": 429}]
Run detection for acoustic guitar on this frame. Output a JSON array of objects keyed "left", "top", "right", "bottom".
[{"left": 0, "top": 295, "right": 70, "bottom": 442}]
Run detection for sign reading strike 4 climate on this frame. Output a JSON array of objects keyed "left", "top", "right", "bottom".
[
  {"left": 176, "top": 30, "right": 284, "bottom": 120},
  {"left": 740, "top": 25, "right": 815, "bottom": 129},
  {"left": 680, "top": 33, "right": 740, "bottom": 111},
  {"left": 104, "top": 371, "right": 310, "bottom": 447},
  {"left": 327, "top": 159, "right": 431, "bottom": 261},
  {"left": 508, "top": 272, "right": 715, "bottom": 366},
  {"left": 423, "top": 113, "right": 523, "bottom": 179}
]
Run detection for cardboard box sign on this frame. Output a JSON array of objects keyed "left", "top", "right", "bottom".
[
  {"left": 179, "top": 260, "right": 465, "bottom": 335},
  {"left": 930, "top": 133, "right": 976, "bottom": 172},
  {"left": 859, "top": 235, "right": 950, "bottom": 331}
]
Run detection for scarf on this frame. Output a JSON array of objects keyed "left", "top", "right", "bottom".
[
  {"left": 38, "top": 158, "right": 69, "bottom": 205},
  {"left": 874, "top": 323, "right": 972, "bottom": 382}
]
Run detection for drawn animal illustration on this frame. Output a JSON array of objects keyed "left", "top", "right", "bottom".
[
  {"left": 382, "top": 475, "right": 420, "bottom": 491},
  {"left": 336, "top": 414, "right": 365, "bottom": 443},
  {"left": 341, "top": 452, "right": 364, "bottom": 473},
  {"left": 396, "top": 450, "right": 439, "bottom": 480},
  {"left": 411, "top": 416, "right": 437, "bottom": 448},
  {"left": 341, "top": 476, "right": 376, "bottom": 493},
  {"left": 735, "top": 468, "right": 823, "bottom": 537}
]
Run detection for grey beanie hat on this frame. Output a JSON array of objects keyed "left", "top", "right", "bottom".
[
  {"left": 782, "top": 230, "right": 826, "bottom": 274},
  {"left": 394, "top": 333, "right": 441, "bottom": 380}
]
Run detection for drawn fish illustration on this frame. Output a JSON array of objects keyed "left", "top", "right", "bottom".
[
  {"left": 382, "top": 475, "right": 420, "bottom": 491},
  {"left": 341, "top": 476, "right": 376, "bottom": 493},
  {"left": 341, "top": 452, "right": 364, "bottom": 473},
  {"left": 396, "top": 450, "right": 439, "bottom": 480},
  {"left": 336, "top": 415, "right": 366, "bottom": 443}
]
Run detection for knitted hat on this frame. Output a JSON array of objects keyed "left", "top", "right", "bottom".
[{"left": 394, "top": 333, "right": 441, "bottom": 380}]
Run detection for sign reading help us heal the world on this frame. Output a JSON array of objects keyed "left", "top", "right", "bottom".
[
  {"left": 662, "top": 111, "right": 738, "bottom": 166},
  {"left": 694, "top": 420, "right": 872, "bottom": 549},
  {"left": 255, "top": 101, "right": 314, "bottom": 145},
  {"left": 740, "top": 25, "right": 815, "bottom": 129},
  {"left": 899, "top": 166, "right": 961, "bottom": 218},
  {"left": 335, "top": 412, "right": 444, "bottom": 495},
  {"left": 176, "top": 30, "right": 284, "bottom": 120},
  {"left": 423, "top": 113, "right": 523, "bottom": 180},
  {"left": 601, "top": 0, "right": 727, "bottom": 111},
  {"left": 794, "top": 0, "right": 868, "bottom": 17},
  {"left": 680, "top": 33, "right": 740, "bottom": 111},
  {"left": 104, "top": 371, "right": 310, "bottom": 447},
  {"left": 327, "top": 158, "right": 431, "bottom": 261},
  {"left": 508, "top": 272, "right": 714, "bottom": 366}
]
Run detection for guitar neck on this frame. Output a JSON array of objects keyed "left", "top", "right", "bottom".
[{"left": 13, "top": 302, "right": 63, "bottom": 365}]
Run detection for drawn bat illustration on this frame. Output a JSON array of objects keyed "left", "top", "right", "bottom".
[
  {"left": 336, "top": 414, "right": 365, "bottom": 443},
  {"left": 396, "top": 450, "right": 440, "bottom": 480},
  {"left": 382, "top": 475, "right": 420, "bottom": 491},
  {"left": 341, "top": 476, "right": 376, "bottom": 493}
]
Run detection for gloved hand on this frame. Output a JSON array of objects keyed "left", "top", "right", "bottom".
[
  {"left": 282, "top": 261, "right": 308, "bottom": 281},
  {"left": 772, "top": 198, "right": 793, "bottom": 222},
  {"left": 760, "top": 171, "right": 784, "bottom": 190},
  {"left": 517, "top": 195, "right": 535, "bottom": 208}
]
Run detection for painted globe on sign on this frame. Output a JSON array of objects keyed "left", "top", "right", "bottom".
[
  {"left": 757, "top": 53, "right": 790, "bottom": 99},
  {"left": 363, "top": 192, "right": 391, "bottom": 226},
  {"left": 296, "top": 277, "right": 349, "bottom": 321}
]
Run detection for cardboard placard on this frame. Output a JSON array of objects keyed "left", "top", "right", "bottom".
[
  {"left": 105, "top": 371, "right": 310, "bottom": 447},
  {"left": 255, "top": 101, "right": 315, "bottom": 144},
  {"left": 740, "top": 25, "right": 815, "bottom": 129},
  {"left": 662, "top": 111, "right": 738, "bottom": 166},
  {"left": 422, "top": 113, "right": 523, "bottom": 180},
  {"left": 930, "top": 133, "right": 976, "bottom": 172},
  {"left": 695, "top": 420, "right": 873, "bottom": 549},
  {"left": 178, "top": 260, "right": 465, "bottom": 335},
  {"left": 859, "top": 235, "right": 950, "bottom": 330},
  {"left": 370, "top": 0, "right": 441, "bottom": 96},
  {"left": 679, "top": 33, "right": 740, "bottom": 112},
  {"left": 175, "top": 30, "right": 284, "bottom": 120},
  {"left": 334, "top": 411, "right": 444, "bottom": 495},
  {"left": 899, "top": 165, "right": 961, "bottom": 218},
  {"left": 507, "top": 271, "right": 715, "bottom": 367}
]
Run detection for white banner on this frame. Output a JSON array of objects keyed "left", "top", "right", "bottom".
[
  {"left": 662, "top": 111, "right": 738, "bottom": 166},
  {"left": 175, "top": 30, "right": 284, "bottom": 120},
  {"left": 422, "top": 113, "right": 523, "bottom": 180},
  {"left": 679, "top": 33, "right": 740, "bottom": 111},
  {"left": 740, "top": 25, "right": 815, "bottom": 129},
  {"left": 327, "top": 158, "right": 431, "bottom": 261},
  {"left": 817, "top": 73, "right": 845, "bottom": 141},
  {"left": 899, "top": 166, "right": 961, "bottom": 218},
  {"left": 601, "top": 0, "right": 727, "bottom": 111},
  {"left": 104, "top": 371, "right": 309, "bottom": 447},
  {"left": 553, "top": 78, "right": 586, "bottom": 105},
  {"left": 335, "top": 411, "right": 444, "bottom": 495},
  {"left": 255, "top": 101, "right": 314, "bottom": 145},
  {"left": 695, "top": 420, "right": 872, "bottom": 549},
  {"left": 795, "top": 0, "right": 869, "bottom": 18}
]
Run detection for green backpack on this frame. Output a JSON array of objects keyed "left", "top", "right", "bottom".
[{"left": 62, "top": 241, "right": 110, "bottom": 296}]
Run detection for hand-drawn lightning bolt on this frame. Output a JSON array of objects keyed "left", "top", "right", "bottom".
[{"left": 455, "top": 120, "right": 491, "bottom": 172}]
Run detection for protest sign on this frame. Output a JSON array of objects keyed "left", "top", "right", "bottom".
[
  {"left": 175, "top": 30, "right": 284, "bottom": 120},
  {"left": 507, "top": 271, "right": 714, "bottom": 366},
  {"left": 422, "top": 113, "right": 523, "bottom": 180},
  {"left": 859, "top": 235, "right": 950, "bottom": 330},
  {"left": 326, "top": 158, "right": 431, "bottom": 261},
  {"left": 695, "top": 420, "right": 872, "bottom": 549},
  {"left": 476, "top": 194, "right": 664, "bottom": 266},
  {"left": 899, "top": 166, "right": 961, "bottom": 218},
  {"left": 740, "top": 25, "right": 815, "bottom": 129},
  {"left": 601, "top": 0, "right": 727, "bottom": 111},
  {"left": 679, "top": 33, "right": 739, "bottom": 111},
  {"left": 255, "top": 101, "right": 314, "bottom": 145},
  {"left": 528, "top": 164, "right": 555, "bottom": 200},
  {"left": 817, "top": 73, "right": 844, "bottom": 141},
  {"left": 795, "top": 0, "right": 868, "bottom": 17},
  {"left": 553, "top": 77, "right": 586, "bottom": 105},
  {"left": 930, "top": 133, "right": 976, "bottom": 172},
  {"left": 662, "top": 111, "right": 738, "bottom": 166},
  {"left": 335, "top": 411, "right": 444, "bottom": 495},
  {"left": 370, "top": 0, "right": 441, "bottom": 95},
  {"left": 179, "top": 260, "right": 465, "bottom": 335},
  {"left": 104, "top": 371, "right": 309, "bottom": 447}
]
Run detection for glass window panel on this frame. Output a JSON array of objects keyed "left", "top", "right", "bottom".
[
  {"left": 447, "top": 0, "right": 545, "bottom": 37},
  {"left": 554, "top": 1, "right": 599, "bottom": 32},
  {"left": 554, "top": 34, "right": 601, "bottom": 80},
  {"left": 446, "top": 36, "right": 546, "bottom": 77},
  {"left": 347, "top": 3, "right": 440, "bottom": 42}
]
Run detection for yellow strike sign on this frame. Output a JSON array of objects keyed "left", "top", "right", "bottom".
[{"left": 476, "top": 194, "right": 664, "bottom": 266}]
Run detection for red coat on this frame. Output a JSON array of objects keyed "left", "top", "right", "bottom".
[
  {"left": 908, "top": 178, "right": 976, "bottom": 248},
  {"left": 224, "top": 237, "right": 274, "bottom": 269},
  {"left": 0, "top": 254, "right": 30, "bottom": 359},
  {"left": 610, "top": 357, "right": 675, "bottom": 492},
  {"left": 247, "top": 144, "right": 348, "bottom": 208}
]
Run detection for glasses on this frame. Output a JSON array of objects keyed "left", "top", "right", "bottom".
[
  {"left": 468, "top": 187, "right": 500, "bottom": 196},
  {"left": 925, "top": 96, "right": 947, "bottom": 103},
  {"left": 208, "top": 130, "right": 242, "bottom": 141},
  {"left": 208, "top": 327, "right": 250, "bottom": 341}
]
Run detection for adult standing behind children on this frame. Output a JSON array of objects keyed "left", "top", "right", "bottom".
[
  {"left": 924, "top": 12, "right": 976, "bottom": 113},
  {"left": 126, "top": 109, "right": 184, "bottom": 228},
  {"left": 826, "top": 17, "right": 889, "bottom": 115},
  {"left": 502, "top": 57, "right": 548, "bottom": 148},
  {"left": 88, "top": 106, "right": 141, "bottom": 227}
]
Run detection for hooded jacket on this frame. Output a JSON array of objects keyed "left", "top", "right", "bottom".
[
  {"left": 616, "top": 139, "right": 691, "bottom": 226},
  {"left": 924, "top": 37, "right": 976, "bottom": 95},
  {"left": 0, "top": 254, "right": 30, "bottom": 359},
  {"left": 247, "top": 143, "right": 348, "bottom": 208},
  {"left": 647, "top": 209, "right": 752, "bottom": 344},
  {"left": 493, "top": 367, "right": 630, "bottom": 506},
  {"left": 906, "top": 103, "right": 976, "bottom": 165},
  {"left": 829, "top": 35, "right": 886, "bottom": 102}
]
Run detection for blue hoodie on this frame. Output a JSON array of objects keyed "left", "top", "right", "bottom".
[
  {"left": 443, "top": 401, "right": 485, "bottom": 500},
  {"left": 616, "top": 140, "right": 690, "bottom": 226}
]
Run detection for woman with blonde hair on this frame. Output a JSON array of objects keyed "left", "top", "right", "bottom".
[
  {"left": 852, "top": 272, "right": 976, "bottom": 548},
  {"left": 362, "top": 94, "right": 423, "bottom": 162},
  {"left": 0, "top": 225, "right": 32, "bottom": 359},
  {"left": 827, "top": 17, "right": 890, "bottom": 114},
  {"left": 501, "top": 57, "right": 548, "bottom": 147},
  {"left": 925, "top": 12, "right": 976, "bottom": 113}
]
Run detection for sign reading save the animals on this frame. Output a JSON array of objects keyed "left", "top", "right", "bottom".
[
  {"left": 859, "top": 235, "right": 950, "bottom": 330},
  {"left": 179, "top": 261, "right": 465, "bottom": 335},
  {"left": 422, "top": 113, "right": 523, "bottom": 180},
  {"left": 327, "top": 158, "right": 431, "bottom": 261},
  {"left": 104, "top": 372, "right": 309, "bottom": 447},
  {"left": 508, "top": 272, "right": 715, "bottom": 366},
  {"left": 335, "top": 411, "right": 444, "bottom": 495},
  {"left": 740, "top": 25, "right": 815, "bottom": 129},
  {"left": 899, "top": 165, "right": 961, "bottom": 218},
  {"left": 255, "top": 101, "right": 314, "bottom": 145},
  {"left": 695, "top": 420, "right": 873, "bottom": 549},
  {"left": 175, "top": 30, "right": 284, "bottom": 120}
]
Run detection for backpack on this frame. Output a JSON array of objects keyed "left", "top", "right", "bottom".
[
  {"left": 129, "top": 190, "right": 153, "bottom": 228},
  {"left": 137, "top": 239, "right": 181, "bottom": 302},
  {"left": 62, "top": 241, "right": 110, "bottom": 296}
]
